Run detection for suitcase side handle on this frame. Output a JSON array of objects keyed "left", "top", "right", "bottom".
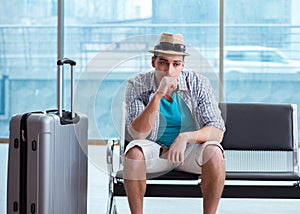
[{"left": 57, "top": 58, "right": 75, "bottom": 119}]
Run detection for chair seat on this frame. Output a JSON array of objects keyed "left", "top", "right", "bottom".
[
  {"left": 116, "top": 170, "right": 300, "bottom": 181},
  {"left": 226, "top": 171, "right": 300, "bottom": 181},
  {"left": 116, "top": 170, "right": 200, "bottom": 180}
]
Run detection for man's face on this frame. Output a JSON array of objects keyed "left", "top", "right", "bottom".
[{"left": 152, "top": 53, "right": 185, "bottom": 84}]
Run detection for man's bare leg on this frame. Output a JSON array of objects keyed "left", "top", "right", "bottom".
[
  {"left": 201, "top": 145, "right": 225, "bottom": 214},
  {"left": 123, "top": 146, "right": 146, "bottom": 214}
]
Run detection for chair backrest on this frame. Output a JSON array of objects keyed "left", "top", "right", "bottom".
[
  {"left": 219, "top": 103, "right": 297, "bottom": 151},
  {"left": 120, "top": 103, "right": 134, "bottom": 167},
  {"left": 123, "top": 103, "right": 298, "bottom": 149},
  {"left": 219, "top": 103, "right": 298, "bottom": 172},
  {"left": 121, "top": 102, "right": 299, "bottom": 172}
]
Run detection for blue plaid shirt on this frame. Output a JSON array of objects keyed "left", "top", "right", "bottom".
[{"left": 125, "top": 70, "right": 225, "bottom": 141}]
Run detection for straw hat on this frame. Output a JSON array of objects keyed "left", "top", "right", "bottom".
[{"left": 148, "top": 32, "right": 190, "bottom": 56}]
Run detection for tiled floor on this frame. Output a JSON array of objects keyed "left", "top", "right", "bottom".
[{"left": 1, "top": 144, "right": 300, "bottom": 214}]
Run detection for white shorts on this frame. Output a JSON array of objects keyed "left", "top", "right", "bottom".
[{"left": 124, "top": 139, "right": 224, "bottom": 177}]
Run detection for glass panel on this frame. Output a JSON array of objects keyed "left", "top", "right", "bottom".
[
  {"left": 64, "top": 0, "right": 220, "bottom": 140},
  {"left": 223, "top": 0, "right": 300, "bottom": 140},
  {"left": 0, "top": 1, "right": 57, "bottom": 138}
]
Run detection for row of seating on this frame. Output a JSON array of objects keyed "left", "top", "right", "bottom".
[{"left": 106, "top": 103, "right": 300, "bottom": 214}]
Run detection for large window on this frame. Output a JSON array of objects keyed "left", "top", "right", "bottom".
[
  {"left": 223, "top": 0, "right": 300, "bottom": 108},
  {"left": 0, "top": 1, "right": 57, "bottom": 137},
  {"left": 1, "top": 0, "right": 300, "bottom": 140},
  {"left": 64, "top": 0, "right": 220, "bottom": 139}
]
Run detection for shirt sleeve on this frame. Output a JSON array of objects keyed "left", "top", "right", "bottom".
[
  {"left": 197, "top": 75, "right": 226, "bottom": 132},
  {"left": 125, "top": 78, "right": 145, "bottom": 126},
  {"left": 124, "top": 74, "right": 159, "bottom": 141}
]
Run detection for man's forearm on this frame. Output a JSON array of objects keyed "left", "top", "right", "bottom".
[
  {"left": 181, "top": 126, "right": 224, "bottom": 144},
  {"left": 129, "top": 92, "right": 163, "bottom": 139}
]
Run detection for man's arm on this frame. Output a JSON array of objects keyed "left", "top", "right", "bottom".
[
  {"left": 129, "top": 76, "right": 178, "bottom": 139},
  {"left": 129, "top": 92, "right": 163, "bottom": 139},
  {"left": 182, "top": 126, "right": 224, "bottom": 144},
  {"left": 166, "top": 126, "right": 224, "bottom": 164}
]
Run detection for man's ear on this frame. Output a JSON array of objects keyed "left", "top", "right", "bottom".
[{"left": 151, "top": 56, "right": 156, "bottom": 67}]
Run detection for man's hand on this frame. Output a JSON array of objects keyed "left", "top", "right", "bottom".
[
  {"left": 167, "top": 133, "right": 188, "bottom": 165},
  {"left": 157, "top": 76, "right": 178, "bottom": 97}
]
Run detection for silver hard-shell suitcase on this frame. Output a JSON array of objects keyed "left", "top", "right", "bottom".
[{"left": 7, "top": 58, "right": 88, "bottom": 214}]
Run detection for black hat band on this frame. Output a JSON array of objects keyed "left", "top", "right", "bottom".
[{"left": 154, "top": 42, "right": 186, "bottom": 53}]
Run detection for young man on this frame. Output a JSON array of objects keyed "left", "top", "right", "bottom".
[{"left": 124, "top": 32, "right": 226, "bottom": 214}]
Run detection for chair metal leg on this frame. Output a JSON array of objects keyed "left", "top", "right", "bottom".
[
  {"left": 106, "top": 138, "right": 119, "bottom": 214},
  {"left": 107, "top": 193, "right": 118, "bottom": 214},
  {"left": 107, "top": 174, "right": 117, "bottom": 214},
  {"left": 112, "top": 202, "right": 118, "bottom": 214},
  {"left": 106, "top": 192, "right": 114, "bottom": 214}
]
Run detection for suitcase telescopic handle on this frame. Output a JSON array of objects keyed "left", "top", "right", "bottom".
[
  {"left": 57, "top": 58, "right": 76, "bottom": 66},
  {"left": 57, "top": 58, "right": 76, "bottom": 119}
]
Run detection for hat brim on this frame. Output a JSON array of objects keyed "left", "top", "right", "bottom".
[{"left": 148, "top": 49, "right": 190, "bottom": 56}]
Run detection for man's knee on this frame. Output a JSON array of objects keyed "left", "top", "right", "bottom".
[
  {"left": 124, "top": 146, "right": 146, "bottom": 180},
  {"left": 125, "top": 145, "right": 145, "bottom": 161},
  {"left": 202, "top": 143, "right": 224, "bottom": 167}
]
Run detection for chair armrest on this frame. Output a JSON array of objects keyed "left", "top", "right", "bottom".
[{"left": 106, "top": 138, "right": 119, "bottom": 174}]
